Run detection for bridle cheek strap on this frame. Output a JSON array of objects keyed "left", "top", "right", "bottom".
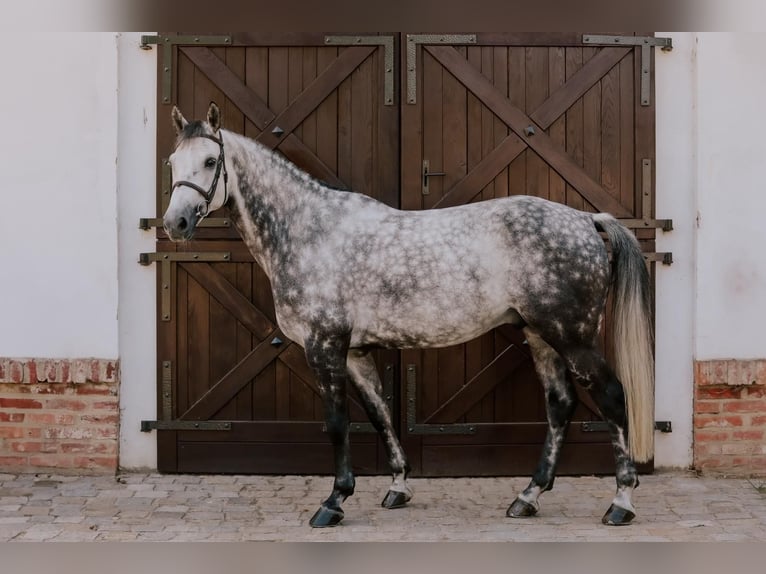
[{"left": 170, "top": 132, "right": 229, "bottom": 219}]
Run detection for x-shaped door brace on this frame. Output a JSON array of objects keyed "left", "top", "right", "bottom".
[
  {"left": 173, "top": 262, "right": 372, "bottom": 422},
  {"left": 424, "top": 44, "right": 633, "bottom": 217}
]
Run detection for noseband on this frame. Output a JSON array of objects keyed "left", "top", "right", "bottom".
[{"left": 171, "top": 132, "right": 229, "bottom": 219}]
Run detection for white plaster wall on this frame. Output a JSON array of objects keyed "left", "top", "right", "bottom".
[
  {"left": 655, "top": 32, "right": 697, "bottom": 468},
  {"left": 0, "top": 33, "right": 119, "bottom": 359},
  {"left": 694, "top": 33, "right": 766, "bottom": 360},
  {"left": 116, "top": 33, "right": 158, "bottom": 470}
]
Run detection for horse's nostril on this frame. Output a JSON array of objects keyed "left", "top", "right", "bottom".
[{"left": 177, "top": 217, "right": 188, "bottom": 231}]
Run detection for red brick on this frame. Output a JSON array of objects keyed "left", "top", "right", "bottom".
[
  {"left": 36, "top": 360, "right": 58, "bottom": 382},
  {"left": 752, "top": 415, "right": 766, "bottom": 426},
  {"left": 729, "top": 360, "right": 759, "bottom": 386},
  {"left": 695, "top": 415, "right": 744, "bottom": 428},
  {"left": 81, "top": 414, "right": 120, "bottom": 425},
  {"left": 746, "top": 386, "right": 766, "bottom": 398},
  {"left": 93, "top": 399, "right": 119, "bottom": 410},
  {"left": 74, "top": 384, "right": 114, "bottom": 396},
  {"left": 733, "top": 429, "right": 764, "bottom": 441},
  {"left": 0, "top": 412, "right": 25, "bottom": 423},
  {"left": 72, "top": 360, "right": 90, "bottom": 383},
  {"left": 61, "top": 442, "right": 116, "bottom": 455},
  {"left": 0, "top": 427, "right": 42, "bottom": 439},
  {"left": 44, "top": 398, "right": 87, "bottom": 411},
  {"left": 0, "top": 455, "right": 28, "bottom": 466},
  {"left": 29, "top": 455, "right": 74, "bottom": 468},
  {"left": 723, "top": 399, "right": 766, "bottom": 413},
  {"left": 695, "top": 400, "right": 722, "bottom": 414},
  {"left": 74, "top": 455, "right": 117, "bottom": 469},
  {"left": 698, "top": 360, "right": 728, "bottom": 386},
  {"left": 60, "top": 361, "right": 71, "bottom": 383},
  {"left": 94, "top": 427, "right": 118, "bottom": 439},
  {"left": 27, "top": 413, "right": 76, "bottom": 425},
  {"left": 697, "top": 386, "right": 744, "bottom": 400},
  {"left": 695, "top": 430, "right": 730, "bottom": 442},
  {"left": 102, "top": 361, "right": 118, "bottom": 383},
  {"left": 0, "top": 397, "right": 42, "bottom": 409},
  {"left": 43, "top": 428, "right": 93, "bottom": 440},
  {"left": 9, "top": 361, "right": 24, "bottom": 383},
  {"left": 9, "top": 442, "right": 58, "bottom": 454},
  {"left": 0, "top": 359, "right": 6, "bottom": 382}
]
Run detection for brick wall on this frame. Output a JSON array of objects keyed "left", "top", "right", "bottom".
[
  {"left": 0, "top": 358, "right": 119, "bottom": 473},
  {"left": 694, "top": 359, "right": 766, "bottom": 475}
]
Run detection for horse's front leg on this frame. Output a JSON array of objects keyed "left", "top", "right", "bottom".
[
  {"left": 347, "top": 349, "right": 412, "bottom": 509},
  {"left": 305, "top": 335, "right": 355, "bottom": 528}
]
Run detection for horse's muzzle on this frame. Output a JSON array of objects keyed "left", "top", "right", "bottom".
[{"left": 163, "top": 211, "right": 198, "bottom": 242}]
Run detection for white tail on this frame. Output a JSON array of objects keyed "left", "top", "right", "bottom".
[{"left": 594, "top": 214, "right": 655, "bottom": 463}]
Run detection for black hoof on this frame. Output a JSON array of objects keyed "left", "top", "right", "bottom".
[
  {"left": 506, "top": 497, "right": 538, "bottom": 518},
  {"left": 601, "top": 504, "right": 636, "bottom": 526},
  {"left": 309, "top": 505, "right": 344, "bottom": 528},
  {"left": 381, "top": 490, "right": 410, "bottom": 509}
]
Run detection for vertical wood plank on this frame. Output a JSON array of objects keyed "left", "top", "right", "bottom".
[
  {"left": 492, "top": 47, "right": 509, "bottom": 199},
  {"left": 507, "top": 46, "right": 526, "bottom": 197},
  {"left": 245, "top": 47, "right": 269, "bottom": 138},
  {"left": 582, "top": 47, "right": 602, "bottom": 213},
  {"left": 525, "top": 47, "right": 549, "bottom": 200},
  {"left": 337, "top": 51, "right": 353, "bottom": 187},
  {"left": 600, "top": 63, "right": 621, "bottom": 202},
  {"left": 301, "top": 47, "right": 318, "bottom": 155},
  {"left": 565, "top": 47, "right": 584, "bottom": 210},
  {"left": 422, "top": 49, "right": 443, "bottom": 209},
  {"left": 316, "top": 47, "right": 339, "bottom": 180},
  {"left": 351, "top": 51, "right": 374, "bottom": 196},
  {"left": 186, "top": 274, "right": 210, "bottom": 408},
  {"left": 480, "top": 47, "right": 494, "bottom": 201},
  {"left": 548, "top": 46, "right": 567, "bottom": 205},
  {"left": 208, "top": 263, "right": 238, "bottom": 420},
  {"left": 236, "top": 263, "right": 254, "bottom": 420},
  {"left": 400, "top": 40, "right": 423, "bottom": 211},
  {"left": 619, "top": 50, "right": 635, "bottom": 214}
]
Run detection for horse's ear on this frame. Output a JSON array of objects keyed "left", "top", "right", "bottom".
[
  {"left": 171, "top": 106, "right": 188, "bottom": 135},
  {"left": 207, "top": 102, "right": 221, "bottom": 132}
]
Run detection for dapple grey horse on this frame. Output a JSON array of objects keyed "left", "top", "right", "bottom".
[{"left": 163, "top": 102, "right": 654, "bottom": 528}]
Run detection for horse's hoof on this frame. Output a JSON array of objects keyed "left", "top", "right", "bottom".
[
  {"left": 309, "top": 505, "right": 344, "bottom": 528},
  {"left": 601, "top": 504, "right": 636, "bottom": 526},
  {"left": 381, "top": 489, "right": 410, "bottom": 509},
  {"left": 506, "top": 497, "right": 538, "bottom": 518}
]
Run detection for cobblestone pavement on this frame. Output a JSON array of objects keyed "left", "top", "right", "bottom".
[{"left": 0, "top": 471, "right": 764, "bottom": 541}]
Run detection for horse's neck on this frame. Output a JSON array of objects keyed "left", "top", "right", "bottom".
[{"left": 224, "top": 131, "right": 327, "bottom": 278}]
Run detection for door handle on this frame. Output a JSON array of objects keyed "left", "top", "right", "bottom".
[{"left": 422, "top": 159, "right": 446, "bottom": 195}]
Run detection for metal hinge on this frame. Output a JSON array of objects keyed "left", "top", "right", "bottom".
[
  {"left": 406, "top": 34, "right": 477, "bottom": 104},
  {"left": 406, "top": 364, "right": 477, "bottom": 435},
  {"left": 140, "top": 359, "right": 233, "bottom": 432},
  {"left": 582, "top": 34, "right": 672, "bottom": 106},
  {"left": 581, "top": 421, "right": 672, "bottom": 433},
  {"left": 324, "top": 35, "right": 395, "bottom": 105},
  {"left": 138, "top": 252, "right": 231, "bottom": 321},
  {"left": 140, "top": 34, "right": 233, "bottom": 104},
  {"left": 141, "top": 420, "right": 232, "bottom": 432}
]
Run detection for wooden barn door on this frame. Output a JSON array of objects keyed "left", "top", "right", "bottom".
[
  {"left": 147, "top": 33, "right": 399, "bottom": 473},
  {"left": 146, "top": 33, "right": 665, "bottom": 476},
  {"left": 398, "top": 33, "right": 664, "bottom": 475}
]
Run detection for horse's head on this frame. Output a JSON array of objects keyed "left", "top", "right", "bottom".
[{"left": 163, "top": 102, "right": 229, "bottom": 241}]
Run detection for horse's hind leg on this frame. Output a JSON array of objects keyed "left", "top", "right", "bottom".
[
  {"left": 304, "top": 335, "right": 356, "bottom": 528},
  {"left": 508, "top": 330, "right": 578, "bottom": 518},
  {"left": 563, "top": 347, "right": 639, "bottom": 526},
  {"left": 347, "top": 349, "right": 412, "bottom": 509}
]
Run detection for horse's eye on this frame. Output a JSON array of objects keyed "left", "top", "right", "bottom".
[{"left": 204, "top": 157, "right": 217, "bottom": 169}]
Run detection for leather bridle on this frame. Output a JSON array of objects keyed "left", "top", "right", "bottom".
[{"left": 171, "top": 132, "right": 229, "bottom": 219}]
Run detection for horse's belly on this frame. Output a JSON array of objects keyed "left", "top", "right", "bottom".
[{"left": 351, "top": 303, "right": 515, "bottom": 349}]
